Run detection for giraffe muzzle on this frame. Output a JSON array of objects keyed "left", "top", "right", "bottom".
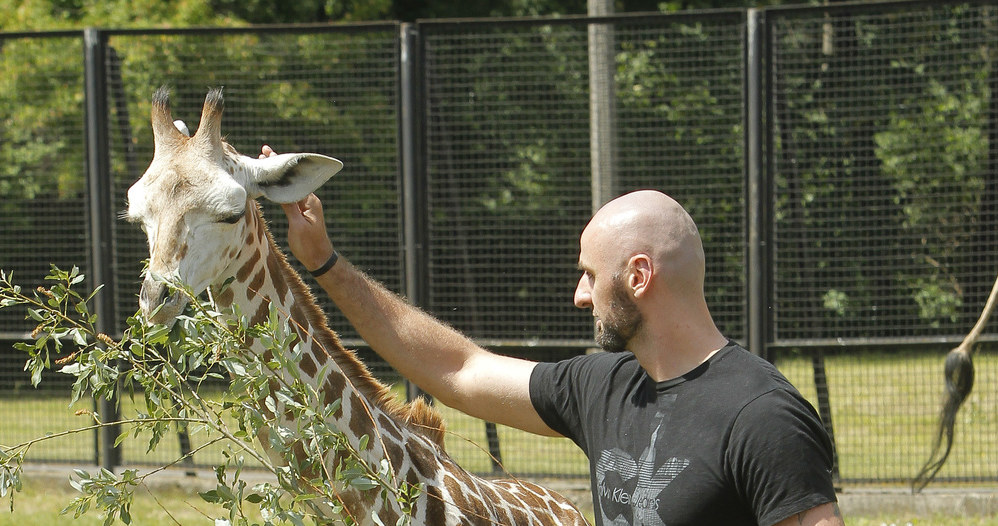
[{"left": 139, "top": 277, "right": 187, "bottom": 326}]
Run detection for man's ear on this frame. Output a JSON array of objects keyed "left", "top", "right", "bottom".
[
  {"left": 628, "top": 253, "right": 653, "bottom": 298},
  {"left": 242, "top": 153, "right": 343, "bottom": 203}
]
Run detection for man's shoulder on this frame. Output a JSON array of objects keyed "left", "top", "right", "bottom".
[
  {"left": 547, "top": 349, "right": 640, "bottom": 377},
  {"left": 706, "top": 343, "right": 800, "bottom": 398},
  {"left": 532, "top": 350, "right": 642, "bottom": 395}
]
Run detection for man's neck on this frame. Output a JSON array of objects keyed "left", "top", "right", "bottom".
[{"left": 634, "top": 330, "right": 729, "bottom": 382}]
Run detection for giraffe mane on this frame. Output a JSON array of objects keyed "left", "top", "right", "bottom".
[{"left": 253, "top": 202, "right": 447, "bottom": 447}]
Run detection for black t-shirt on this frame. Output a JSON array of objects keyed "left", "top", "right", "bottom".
[{"left": 529, "top": 342, "right": 837, "bottom": 526}]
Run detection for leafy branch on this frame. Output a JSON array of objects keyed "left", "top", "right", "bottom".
[{"left": 0, "top": 266, "right": 420, "bottom": 525}]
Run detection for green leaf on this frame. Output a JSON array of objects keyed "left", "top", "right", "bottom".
[
  {"left": 71, "top": 328, "right": 88, "bottom": 346},
  {"left": 349, "top": 477, "right": 379, "bottom": 491},
  {"left": 199, "top": 489, "right": 221, "bottom": 503}
]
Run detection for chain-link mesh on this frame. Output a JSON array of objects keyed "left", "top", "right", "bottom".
[
  {"left": 0, "top": 32, "right": 93, "bottom": 463},
  {"left": 2, "top": 2, "right": 998, "bottom": 486},
  {"left": 0, "top": 34, "right": 89, "bottom": 336},
  {"left": 611, "top": 14, "right": 746, "bottom": 338},
  {"left": 421, "top": 21, "right": 594, "bottom": 344},
  {"left": 103, "top": 27, "right": 404, "bottom": 340},
  {"left": 769, "top": 2, "right": 998, "bottom": 344},
  {"left": 768, "top": 1, "right": 998, "bottom": 485},
  {"left": 421, "top": 12, "right": 746, "bottom": 345}
]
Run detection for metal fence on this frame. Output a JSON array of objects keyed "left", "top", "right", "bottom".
[{"left": 1, "top": 0, "right": 996, "bottom": 487}]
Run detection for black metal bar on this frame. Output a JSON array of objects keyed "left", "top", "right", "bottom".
[
  {"left": 810, "top": 349, "right": 840, "bottom": 485},
  {"left": 762, "top": 9, "right": 779, "bottom": 363},
  {"left": 745, "top": 8, "right": 769, "bottom": 359},
  {"left": 106, "top": 46, "right": 143, "bottom": 194},
  {"left": 768, "top": 334, "right": 998, "bottom": 350},
  {"left": 761, "top": 0, "right": 993, "bottom": 18},
  {"left": 177, "top": 425, "right": 196, "bottom": 476},
  {"left": 399, "top": 23, "right": 432, "bottom": 406},
  {"left": 83, "top": 27, "right": 121, "bottom": 471},
  {"left": 414, "top": 9, "right": 744, "bottom": 29},
  {"left": 485, "top": 422, "right": 503, "bottom": 474},
  {"left": 95, "top": 21, "right": 400, "bottom": 38},
  {"left": 0, "top": 29, "right": 83, "bottom": 39},
  {"left": 588, "top": 5, "right": 618, "bottom": 209}
]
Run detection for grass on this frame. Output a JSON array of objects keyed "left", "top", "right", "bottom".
[
  {"left": 0, "top": 476, "right": 261, "bottom": 525},
  {"left": 1, "top": 349, "right": 996, "bottom": 524},
  {"left": 847, "top": 519, "right": 998, "bottom": 526},
  {"left": 776, "top": 349, "right": 997, "bottom": 483},
  {"left": 1, "top": 473, "right": 996, "bottom": 525}
]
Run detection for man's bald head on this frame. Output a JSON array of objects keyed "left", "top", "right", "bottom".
[{"left": 583, "top": 190, "right": 705, "bottom": 295}]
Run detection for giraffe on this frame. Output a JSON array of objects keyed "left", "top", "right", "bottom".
[{"left": 125, "top": 87, "right": 590, "bottom": 526}]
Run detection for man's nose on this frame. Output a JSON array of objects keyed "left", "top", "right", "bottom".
[{"left": 574, "top": 276, "right": 592, "bottom": 309}]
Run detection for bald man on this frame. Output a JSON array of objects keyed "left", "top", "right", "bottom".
[{"left": 273, "top": 160, "right": 843, "bottom": 526}]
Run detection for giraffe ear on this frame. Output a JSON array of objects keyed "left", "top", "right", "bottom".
[{"left": 243, "top": 153, "right": 344, "bottom": 203}]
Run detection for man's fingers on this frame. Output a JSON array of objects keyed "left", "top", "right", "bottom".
[
  {"left": 281, "top": 195, "right": 323, "bottom": 226},
  {"left": 297, "top": 194, "right": 323, "bottom": 220},
  {"left": 280, "top": 201, "right": 301, "bottom": 218}
]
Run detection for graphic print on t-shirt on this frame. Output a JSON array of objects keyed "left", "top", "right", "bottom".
[{"left": 594, "top": 408, "right": 689, "bottom": 526}]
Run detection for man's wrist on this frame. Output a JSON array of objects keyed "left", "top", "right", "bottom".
[{"left": 309, "top": 250, "right": 339, "bottom": 278}]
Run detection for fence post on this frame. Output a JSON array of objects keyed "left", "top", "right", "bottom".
[
  {"left": 588, "top": 0, "right": 617, "bottom": 209},
  {"left": 83, "top": 27, "right": 122, "bottom": 471},
  {"left": 399, "top": 23, "right": 431, "bottom": 406},
  {"left": 401, "top": 23, "right": 506, "bottom": 471},
  {"left": 745, "top": 9, "right": 771, "bottom": 360}
]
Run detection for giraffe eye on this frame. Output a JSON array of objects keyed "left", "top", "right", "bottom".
[{"left": 218, "top": 211, "right": 244, "bottom": 224}]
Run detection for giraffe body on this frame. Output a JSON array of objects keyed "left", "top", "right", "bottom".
[{"left": 126, "top": 87, "right": 589, "bottom": 526}]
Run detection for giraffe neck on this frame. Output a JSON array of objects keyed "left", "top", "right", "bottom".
[
  {"left": 211, "top": 202, "right": 446, "bottom": 514},
  {"left": 209, "top": 201, "right": 588, "bottom": 526}
]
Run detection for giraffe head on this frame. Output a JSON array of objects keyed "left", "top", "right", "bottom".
[{"left": 126, "top": 87, "right": 343, "bottom": 325}]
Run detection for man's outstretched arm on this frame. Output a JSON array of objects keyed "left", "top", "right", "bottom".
[{"left": 277, "top": 186, "right": 559, "bottom": 437}]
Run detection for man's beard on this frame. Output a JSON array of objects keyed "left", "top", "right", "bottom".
[{"left": 595, "top": 273, "right": 643, "bottom": 353}]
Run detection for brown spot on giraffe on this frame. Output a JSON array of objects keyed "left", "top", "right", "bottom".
[
  {"left": 383, "top": 434, "right": 406, "bottom": 473},
  {"left": 248, "top": 267, "right": 266, "bottom": 296},
  {"left": 378, "top": 504, "right": 400, "bottom": 526},
  {"left": 299, "top": 353, "right": 317, "bottom": 378},
  {"left": 444, "top": 475, "right": 473, "bottom": 518},
  {"left": 266, "top": 250, "right": 289, "bottom": 301},
  {"left": 288, "top": 302, "right": 312, "bottom": 343},
  {"left": 409, "top": 441, "right": 440, "bottom": 480},
  {"left": 323, "top": 374, "right": 345, "bottom": 415},
  {"left": 237, "top": 250, "right": 260, "bottom": 283},
  {"left": 215, "top": 286, "right": 234, "bottom": 309},
  {"left": 248, "top": 301, "right": 269, "bottom": 328},
  {"left": 349, "top": 393, "right": 374, "bottom": 447},
  {"left": 422, "top": 486, "right": 447, "bottom": 526}
]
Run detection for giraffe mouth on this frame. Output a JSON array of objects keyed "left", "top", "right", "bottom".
[{"left": 139, "top": 277, "right": 189, "bottom": 327}]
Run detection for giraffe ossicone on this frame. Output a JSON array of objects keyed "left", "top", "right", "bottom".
[{"left": 126, "top": 87, "right": 589, "bottom": 526}]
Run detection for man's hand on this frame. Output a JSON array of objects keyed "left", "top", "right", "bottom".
[{"left": 261, "top": 145, "right": 336, "bottom": 271}]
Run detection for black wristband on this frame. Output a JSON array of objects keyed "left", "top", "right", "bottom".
[{"left": 309, "top": 250, "right": 339, "bottom": 278}]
